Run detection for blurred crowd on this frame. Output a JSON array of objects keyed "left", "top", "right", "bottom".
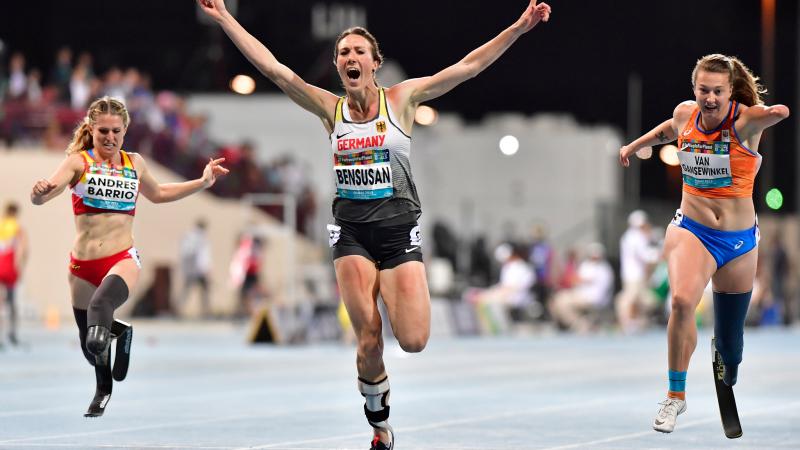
[
  {"left": 430, "top": 210, "right": 798, "bottom": 335},
  {"left": 0, "top": 47, "right": 317, "bottom": 236}
]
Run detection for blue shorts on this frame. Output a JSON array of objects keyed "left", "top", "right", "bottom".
[{"left": 670, "top": 209, "right": 759, "bottom": 269}]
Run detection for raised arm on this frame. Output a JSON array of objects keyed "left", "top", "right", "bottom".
[
  {"left": 137, "top": 154, "right": 228, "bottom": 204},
  {"left": 30, "top": 154, "right": 84, "bottom": 205},
  {"left": 197, "top": 0, "right": 338, "bottom": 126},
  {"left": 393, "top": 1, "right": 551, "bottom": 108},
  {"left": 619, "top": 102, "right": 694, "bottom": 167}
]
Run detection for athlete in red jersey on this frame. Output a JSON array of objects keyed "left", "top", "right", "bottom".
[
  {"left": 31, "top": 96, "right": 228, "bottom": 417},
  {"left": 620, "top": 54, "right": 790, "bottom": 434},
  {"left": 0, "top": 202, "right": 28, "bottom": 346}
]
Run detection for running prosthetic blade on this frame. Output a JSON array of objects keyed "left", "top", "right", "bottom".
[
  {"left": 84, "top": 388, "right": 112, "bottom": 417},
  {"left": 111, "top": 319, "right": 132, "bottom": 381},
  {"left": 712, "top": 337, "right": 743, "bottom": 438}
]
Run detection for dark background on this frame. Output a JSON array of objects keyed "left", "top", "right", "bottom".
[{"left": 2, "top": 0, "right": 797, "bottom": 209}]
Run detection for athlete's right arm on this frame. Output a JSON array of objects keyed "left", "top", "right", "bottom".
[
  {"left": 619, "top": 101, "right": 694, "bottom": 167},
  {"left": 197, "top": 0, "right": 338, "bottom": 128},
  {"left": 30, "top": 154, "right": 83, "bottom": 205}
]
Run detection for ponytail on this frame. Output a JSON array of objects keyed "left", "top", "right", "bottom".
[{"left": 65, "top": 119, "right": 93, "bottom": 155}]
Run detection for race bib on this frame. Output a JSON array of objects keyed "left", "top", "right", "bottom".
[
  {"left": 334, "top": 149, "right": 393, "bottom": 200},
  {"left": 678, "top": 140, "right": 732, "bottom": 188},
  {"left": 82, "top": 169, "right": 139, "bottom": 211}
]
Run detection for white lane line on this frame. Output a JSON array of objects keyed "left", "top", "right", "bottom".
[
  {"left": 235, "top": 398, "right": 624, "bottom": 450},
  {"left": 542, "top": 400, "right": 800, "bottom": 450}
]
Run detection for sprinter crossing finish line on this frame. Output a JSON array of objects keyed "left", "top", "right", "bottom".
[{"left": 197, "top": 0, "right": 551, "bottom": 447}]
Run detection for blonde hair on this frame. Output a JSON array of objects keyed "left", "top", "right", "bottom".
[
  {"left": 691, "top": 54, "right": 766, "bottom": 107},
  {"left": 65, "top": 96, "right": 130, "bottom": 155}
]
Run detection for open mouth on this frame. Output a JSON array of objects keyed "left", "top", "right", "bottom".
[{"left": 346, "top": 67, "right": 361, "bottom": 80}]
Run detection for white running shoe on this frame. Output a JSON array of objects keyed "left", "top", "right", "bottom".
[{"left": 653, "top": 398, "right": 687, "bottom": 433}]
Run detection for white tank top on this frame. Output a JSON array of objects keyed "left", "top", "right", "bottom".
[{"left": 330, "top": 88, "right": 420, "bottom": 222}]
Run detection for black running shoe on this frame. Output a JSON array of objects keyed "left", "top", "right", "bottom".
[
  {"left": 111, "top": 320, "right": 132, "bottom": 382},
  {"left": 369, "top": 426, "right": 394, "bottom": 450},
  {"left": 84, "top": 388, "right": 111, "bottom": 417}
]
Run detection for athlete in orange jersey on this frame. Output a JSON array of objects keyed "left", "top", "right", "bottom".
[
  {"left": 620, "top": 54, "right": 790, "bottom": 434},
  {"left": 198, "top": 1, "right": 551, "bottom": 448},
  {"left": 31, "top": 97, "right": 228, "bottom": 417}
]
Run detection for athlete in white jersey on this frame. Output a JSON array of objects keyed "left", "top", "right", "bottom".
[{"left": 198, "top": 1, "right": 551, "bottom": 448}]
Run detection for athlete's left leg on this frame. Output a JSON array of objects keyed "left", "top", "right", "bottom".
[
  {"left": 85, "top": 259, "right": 139, "bottom": 360},
  {"left": 712, "top": 248, "right": 757, "bottom": 386},
  {"left": 379, "top": 261, "right": 430, "bottom": 353}
]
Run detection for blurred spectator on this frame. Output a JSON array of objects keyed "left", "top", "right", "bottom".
[
  {"left": 615, "top": 210, "right": 661, "bottom": 333},
  {"left": 771, "top": 234, "right": 792, "bottom": 325},
  {"left": 557, "top": 247, "right": 580, "bottom": 290},
  {"left": 49, "top": 46, "right": 72, "bottom": 103},
  {"left": 468, "top": 235, "right": 492, "bottom": 287},
  {"left": 26, "top": 68, "right": 42, "bottom": 104},
  {"left": 179, "top": 219, "right": 212, "bottom": 318},
  {"left": 466, "top": 242, "right": 536, "bottom": 333},
  {"left": 549, "top": 243, "right": 614, "bottom": 333},
  {"left": 432, "top": 221, "right": 458, "bottom": 270},
  {"left": 7, "top": 52, "right": 26, "bottom": 100},
  {"left": 527, "top": 224, "right": 555, "bottom": 316},
  {"left": 69, "top": 63, "right": 92, "bottom": 110},
  {"left": 229, "top": 233, "right": 267, "bottom": 318}
]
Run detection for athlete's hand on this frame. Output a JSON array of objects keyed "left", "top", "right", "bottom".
[
  {"left": 619, "top": 145, "right": 637, "bottom": 167},
  {"left": 201, "top": 157, "right": 229, "bottom": 188},
  {"left": 31, "top": 179, "right": 57, "bottom": 204},
  {"left": 514, "top": 1, "right": 551, "bottom": 33},
  {"left": 196, "top": 0, "right": 228, "bottom": 22}
]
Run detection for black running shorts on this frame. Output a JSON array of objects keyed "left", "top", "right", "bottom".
[{"left": 327, "top": 212, "right": 423, "bottom": 270}]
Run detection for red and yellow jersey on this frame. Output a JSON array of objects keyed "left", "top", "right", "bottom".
[
  {"left": 0, "top": 217, "right": 20, "bottom": 284},
  {"left": 71, "top": 149, "right": 140, "bottom": 216},
  {"left": 677, "top": 101, "right": 761, "bottom": 199}
]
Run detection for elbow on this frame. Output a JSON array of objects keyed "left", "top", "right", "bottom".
[{"left": 772, "top": 105, "right": 790, "bottom": 120}]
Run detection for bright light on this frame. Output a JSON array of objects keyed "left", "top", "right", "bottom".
[
  {"left": 415, "top": 105, "right": 438, "bottom": 126},
  {"left": 766, "top": 188, "right": 784, "bottom": 210},
  {"left": 659, "top": 144, "right": 680, "bottom": 166},
  {"left": 230, "top": 75, "right": 256, "bottom": 95},
  {"left": 636, "top": 146, "right": 653, "bottom": 160},
  {"left": 499, "top": 135, "right": 519, "bottom": 156}
]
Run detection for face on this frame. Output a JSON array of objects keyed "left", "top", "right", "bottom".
[
  {"left": 693, "top": 70, "right": 732, "bottom": 117},
  {"left": 336, "top": 34, "right": 379, "bottom": 90},
  {"left": 91, "top": 114, "right": 126, "bottom": 157}
]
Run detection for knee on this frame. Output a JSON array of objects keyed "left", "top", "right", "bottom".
[
  {"left": 670, "top": 293, "right": 697, "bottom": 319},
  {"left": 398, "top": 332, "right": 429, "bottom": 353}
]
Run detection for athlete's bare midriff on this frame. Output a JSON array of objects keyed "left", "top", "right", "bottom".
[
  {"left": 679, "top": 193, "right": 755, "bottom": 231},
  {"left": 72, "top": 213, "right": 135, "bottom": 260}
]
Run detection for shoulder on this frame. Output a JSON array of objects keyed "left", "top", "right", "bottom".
[
  {"left": 125, "top": 152, "right": 146, "bottom": 166},
  {"left": 673, "top": 101, "right": 696, "bottom": 120}
]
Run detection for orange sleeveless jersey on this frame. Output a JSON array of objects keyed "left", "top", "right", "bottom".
[{"left": 677, "top": 101, "right": 761, "bottom": 199}]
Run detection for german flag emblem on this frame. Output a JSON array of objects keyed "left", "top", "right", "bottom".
[{"left": 376, "top": 121, "right": 387, "bottom": 134}]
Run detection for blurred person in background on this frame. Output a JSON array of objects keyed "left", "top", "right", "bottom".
[
  {"left": 527, "top": 224, "right": 555, "bottom": 319},
  {"left": 197, "top": 0, "right": 551, "bottom": 447},
  {"left": 179, "top": 218, "right": 212, "bottom": 318},
  {"left": 0, "top": 201, "right": 28, "bottom": 347},
  {"left": 30, "top": 96, "right": 228, "bottom": 417},
  {"left": 615, "top": 210, "right": 661, "bottom": 334},
  {"left": 549, "top": 243, "right": 614, "bottom": 333},
  {"left": 620, "top": 54, "right": 790, "bottom": 434}
]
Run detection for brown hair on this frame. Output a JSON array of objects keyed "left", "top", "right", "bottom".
[
  {"left": 691, "top": 54, "right": 766, "bottom": 107},
  {"left": 333, "top": 27, "right": 384, "bottom": 67},
  {"left": 66, "top": 96, "right": 130, "bottom": 155},
  {"left": 4, "top": 201, "right": 19, "bottom": 217}
]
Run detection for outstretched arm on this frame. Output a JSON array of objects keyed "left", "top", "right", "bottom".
[
  {"left": 137, "top": 155, "right": 229, "bottom": 204},
  {"left": 394, "top": 1, "right": 551, "bottom": 106},
  {"left": 619, "top": 102, "right": 693, "bottom": 167},
  {"left": 197, "top": 0, "right": 338, "bottom": 126},
  {"left": 30, "top": 154, "right": 84, "bottom": 205}
]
